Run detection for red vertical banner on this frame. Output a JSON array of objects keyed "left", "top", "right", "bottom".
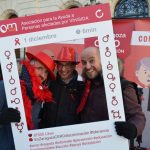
[{"left": 113, "top": 21, "right": 135, "bottom": 59}]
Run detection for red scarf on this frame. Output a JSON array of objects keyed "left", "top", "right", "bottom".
[
  {"left": 77, "top": 80, "right": 91, "bottom": 114},
  {"left": 20, "top": 61, "right": 53, "bottom": 129}
]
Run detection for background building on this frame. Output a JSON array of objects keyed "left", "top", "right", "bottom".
[{"left": 0, "top": 0, "right": 149, "bottom": 20}]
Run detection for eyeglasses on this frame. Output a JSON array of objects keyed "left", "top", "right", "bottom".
[{"left": 57, "top": 63, "right": 74, "bottom": 69}]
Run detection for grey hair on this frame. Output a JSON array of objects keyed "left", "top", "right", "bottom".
[{"left": 117, "top": 58, "right": 124, "bottom": 75}]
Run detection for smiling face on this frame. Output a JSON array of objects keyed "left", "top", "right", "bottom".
[
  {"left": 136, "top": 65, "right": 150, "bottom": 87},
  {"left": 136, "top": 57, "right": 150, "bottom": 88},
  {"left": 57, "top": 61, "right": 75, "bottom": 82},
  {"left": 81, "top": 47, "right": 101, "bottom": 79},
  {"left": 31, "top": 60, "right": 49, "bottom": 83}
]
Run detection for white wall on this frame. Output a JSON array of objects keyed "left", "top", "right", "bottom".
[{"left": 0, "top": 0, "right": 88, "bottom": 19}]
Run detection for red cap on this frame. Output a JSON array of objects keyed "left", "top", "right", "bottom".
[
  {"left": 26, "top": 51, "right": 56, "bottom": 80},
  {"left": 56, "top": 47, "right": 79, "bottom": 64}
]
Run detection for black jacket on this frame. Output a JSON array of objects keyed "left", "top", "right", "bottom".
[
  {"left": 40, "top": 71, "right": 85, "bottom": 128},
  {"left": 80, "top": 75, "right": 109, "bottom": 123}
]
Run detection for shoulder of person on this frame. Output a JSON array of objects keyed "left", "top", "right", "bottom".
[
  {"left": 120, "top": 77, "right": 137, "bottom": 90},
  {"left": 120, "top": 77, "right": 142, "bottom": 104},
  {"left": 47, "top": 79, "right": 57, "bottom": 88},
  {"left": 0, "top": 80, "right": 4, "bottom": 90},
  {"left": 0, "top": 81, "right": 7, "bottom": 110}
]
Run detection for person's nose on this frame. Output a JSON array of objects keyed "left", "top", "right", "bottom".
[
  {"left": 86, "top": 62, "right": 91, "bottom": 69},
  {"left": 61, "top": 65, "right": 67, "bottom": 71},
  {"left": 41, "top": 71, "right": 47, "bottom": 80}
]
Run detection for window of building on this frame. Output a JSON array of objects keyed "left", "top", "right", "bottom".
[
  {"left": 114, "top": 0, "right": 149, "bottom": 18},
  {"left": 85, "top": 0, "right": 101, "bottom": 6},
  {"left": 62, "top": 0, "right": 82, "bottom": 10},
  {"left": 8, "top": 13, "right": 18, "bottom": 19},
  {"left": 67, "top": 5, "right": 79, "bottom": 9}
]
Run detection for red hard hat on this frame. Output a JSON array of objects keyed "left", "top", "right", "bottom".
[
  {"left": 56, "top": 47, "right": 79, "bottom": 64},
  {"left": 26, "top": 51, "right": 56, "bottom": 80}
]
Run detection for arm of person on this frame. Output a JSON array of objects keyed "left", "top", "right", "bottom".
[
  {"left": 0, "top": 81, "right": 6, "bottom": 127},
  {"left": 0, "top": 81, "right": 21, "bottom": 126},
  {"left": 122, "top": 84, "right": 146, "bottom": 137}
]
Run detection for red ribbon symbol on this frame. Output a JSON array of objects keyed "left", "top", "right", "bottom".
[{"left": 15, "top": 38, "right": 20, "bottom": 46}]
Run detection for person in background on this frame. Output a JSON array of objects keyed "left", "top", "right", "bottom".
[
  {"left": 135, "top": 57, "right": 150, "bottom": 111},
  {"left": 118, "top": 58, "right": 124, "bottom": 75},
  {"left": 41, "top": 47, "right": 85, "bottom": 128},
  {"left": 78, "top": 46, "right": 146, "bottom": 148}
]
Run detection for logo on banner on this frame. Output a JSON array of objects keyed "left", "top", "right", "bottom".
[
  {"left": 0, "top": 23, "right": 18, "bottom": 34},
  {"left": 95, "top": 9, "right": 104, "bottom": 18}
]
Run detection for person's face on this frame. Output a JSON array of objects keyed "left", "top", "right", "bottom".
[
  {"left": 81, "top": 47, "right": 101, "bottom": 79},
  {"left": 57, "top": 62, "right": 75, "bottom": 81},
  {"left": 136, "top": 65, "right": 150, "bottom": 87},
  {"left": 33, "top": 61, "right": 49, "bottom": 83}
]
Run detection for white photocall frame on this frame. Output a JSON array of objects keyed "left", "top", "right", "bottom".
[{"left": 0, "top": 3, "right": 129, "bottom": 150}]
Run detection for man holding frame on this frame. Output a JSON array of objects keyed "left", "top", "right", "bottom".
[{"left": 78, "top": 46, "right": 146, "bottom": 149}]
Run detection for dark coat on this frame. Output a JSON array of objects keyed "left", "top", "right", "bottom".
[
  {"left": 40, "top": 71, "right": 85, "bottom": 128},
  {"left": 80, "top": 75, "right": 146, "bottom": 136},
  {"left": 122, "top": 80, "right": 146, "bottom": 136},
  {"left": 0, "top": 81, "right": 15, "bottom": 150},
  {"left": 80, "top": 75, "right": 109, "bottom": 123}
]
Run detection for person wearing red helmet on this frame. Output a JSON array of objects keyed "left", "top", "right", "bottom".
[
  {"left": 40, "top": 47, "right": 85, "bottom": 128},
  {"left": 20, "top": 51, "right": 56, "bottom": 130}
]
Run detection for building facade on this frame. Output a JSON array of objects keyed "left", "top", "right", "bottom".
[{"left": 0, "top": 0, "right": 149, "bottom": 20}]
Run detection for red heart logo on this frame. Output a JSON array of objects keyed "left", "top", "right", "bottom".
[{"left": 29, "top": 138, "right": 33, "bottom": 142}]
